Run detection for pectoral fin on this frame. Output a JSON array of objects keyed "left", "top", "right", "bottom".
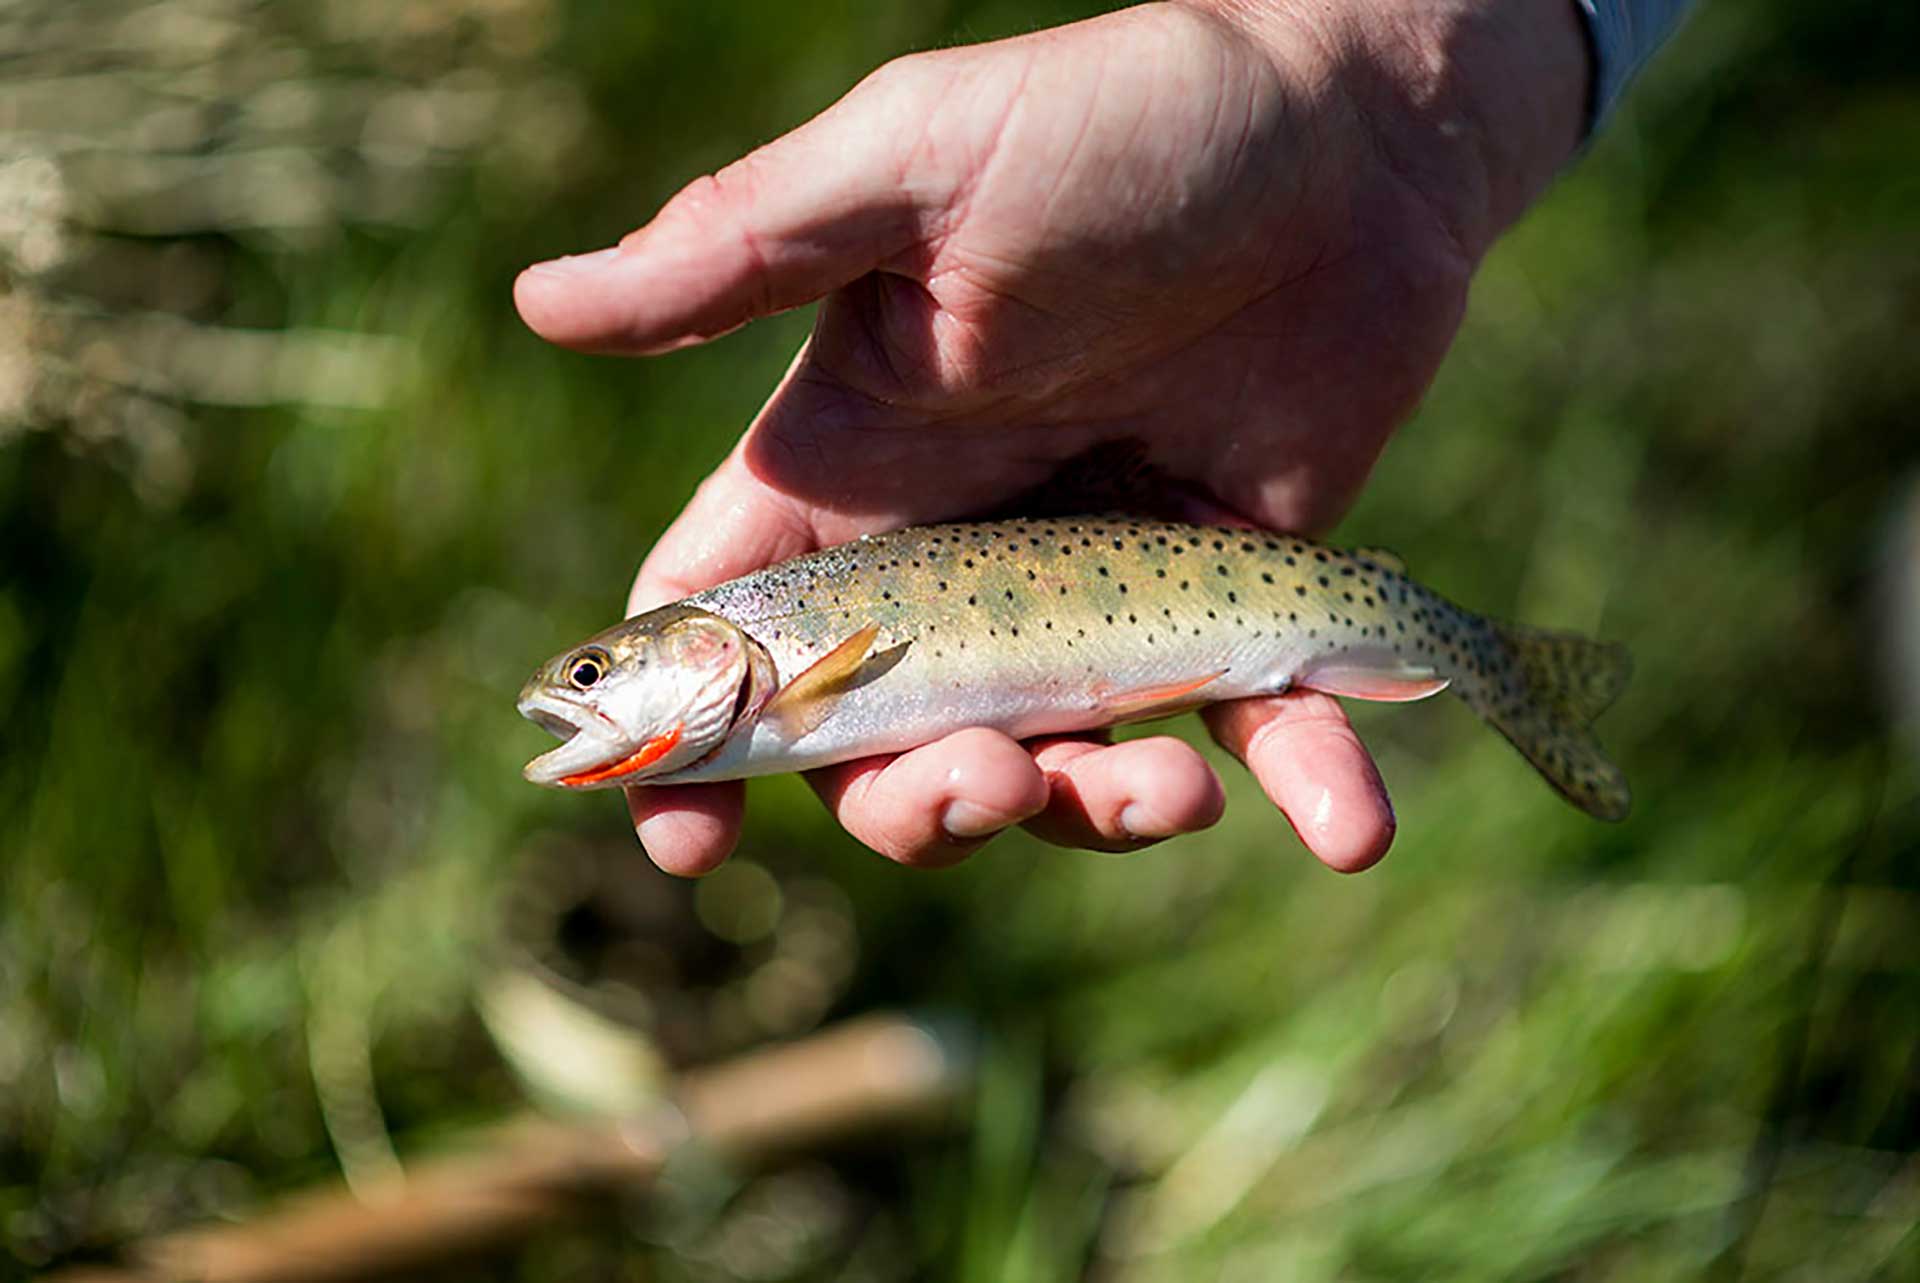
[
  {"left": 763, "top": 623, "right": 883, "bottom": 739},
  {"left": 1097, "top": 670, "right": 1229, "bottom": 722},
  {"left": 1299, "top": 661, "right": 1449, "bottom": 703}
]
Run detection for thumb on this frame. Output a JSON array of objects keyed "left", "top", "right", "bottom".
[{"left": 515, "top": 65, "right": 941, "bottom": 355}]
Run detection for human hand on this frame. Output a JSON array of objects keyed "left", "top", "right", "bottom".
[{"left": 514, "top": 0, "right": 1587, "bottom": 876}]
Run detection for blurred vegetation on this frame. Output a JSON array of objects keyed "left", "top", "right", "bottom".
[{"left": 2, "top": 0, "right": 1917, "bottom": 1278}]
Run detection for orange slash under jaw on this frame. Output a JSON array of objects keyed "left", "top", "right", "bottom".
[{"left": 559, "top": 724, "right": 684, "bottom": 788}]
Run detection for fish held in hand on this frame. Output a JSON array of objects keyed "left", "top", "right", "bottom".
[{"left": 519, "top": 518, "right": 1632, "bottom": 819}]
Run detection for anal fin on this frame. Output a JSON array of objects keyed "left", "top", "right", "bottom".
[{"left": 1300, "top": 661, "right": 1448, "bottom": 703}]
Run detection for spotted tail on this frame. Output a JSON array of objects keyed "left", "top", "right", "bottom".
[{"left": 1460, "top": 624, "right": 1633, "bottom": 821}]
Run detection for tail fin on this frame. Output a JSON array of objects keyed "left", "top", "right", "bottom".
[{"left": 1461, "top": 625, "right": 1633, "bottom": 821}]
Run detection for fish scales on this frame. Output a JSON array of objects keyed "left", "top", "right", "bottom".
[
  {"left": 519, "top": 517, "right": 1632, "bottom": 819},
  {"left": 689, "top": 518, "right": 1410, "bottom": 747}
]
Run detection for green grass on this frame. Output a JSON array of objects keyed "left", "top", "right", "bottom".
[{"left": 2, "top": 0, "right": 1917, "bottom": 1278}]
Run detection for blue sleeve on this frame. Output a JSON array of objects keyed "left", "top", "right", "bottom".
[{"left": 1575, "top": 0, "right": 1696, "bottom": 127}]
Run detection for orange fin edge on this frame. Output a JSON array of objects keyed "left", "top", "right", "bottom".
[{"left": 1097, "top": 669, "right": 1230, "bottom": 722}]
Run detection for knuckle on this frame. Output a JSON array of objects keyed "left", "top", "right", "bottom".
[{"left": 854, "top": 52, "right": 934, "bottom": 100}]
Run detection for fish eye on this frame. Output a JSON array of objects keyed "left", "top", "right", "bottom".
[{"left": 565, "top": 649, "right": 609, "bottom": 690}]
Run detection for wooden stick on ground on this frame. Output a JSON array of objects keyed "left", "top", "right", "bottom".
[{"left": 58, "top": 1013, "right": 969, "bottom": 1283}]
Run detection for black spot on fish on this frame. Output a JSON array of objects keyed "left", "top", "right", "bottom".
[{"left": 1261, "top": 572, "right": 1274, "bottom": 584}]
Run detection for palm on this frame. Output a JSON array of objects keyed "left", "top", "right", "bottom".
[{"left": 756, "top": 4, "right": 1470, "bottom": 537}]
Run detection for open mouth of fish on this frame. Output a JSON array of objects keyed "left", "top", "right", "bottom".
[
  {"left": 519, "top": 672, "right": 761, "bottom": 788},
  {"left": 518, "top": 690, "right": 661, "bottom": 788}
]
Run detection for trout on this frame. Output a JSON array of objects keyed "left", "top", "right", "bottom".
[{"left": 519, "top": 517, "right": 1632, "bottom": 819}]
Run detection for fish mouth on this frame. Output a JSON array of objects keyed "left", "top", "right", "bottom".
[{"left": 518, "top": 691, "right": 639, "bottom": 788}]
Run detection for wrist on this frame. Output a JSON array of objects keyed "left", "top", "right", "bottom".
[{"left": 1178, "top": 0, "right": 1589, "bottom": 258}]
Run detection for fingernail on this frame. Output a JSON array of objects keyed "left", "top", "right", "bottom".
[
  {"left": 526, "top": 246, "right": 623, "bottom": 278},
  {"left": 941, "top": 800, "right": 1007, "bottom": 841},
  {"left": 1118, "top": 803, "right": 1168, "bottom": 841}
]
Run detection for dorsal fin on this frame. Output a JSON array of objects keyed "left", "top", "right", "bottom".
[{"left": 1354, "top": 546, "right": 1407, "bottom": 574}]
